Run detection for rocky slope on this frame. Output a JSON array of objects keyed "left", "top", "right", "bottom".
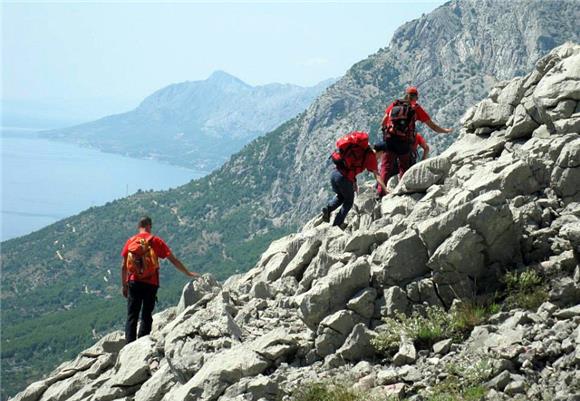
[
  {"left": 42, "top": 71, "right": 333, "bottom": 171},
  {"left": 3, "top": 1, "right": 579, "bottom": 398},
  {"left": 12, "top": 43, "right": 580, "bottom": 401}
]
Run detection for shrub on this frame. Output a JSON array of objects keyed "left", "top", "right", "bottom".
[
  {"left": 290, "top": 382, "right": 376, "bottom": 401},
  {"left": 372, "top": 306, "right": 456, "bottom": 354},
  {"left": 423, "top": 359, "right": 491, "bottom": 401},
  {"left": 503, "top": 269, "right": 548, "bottom": 310},
  {"left": 372, "top": 303, "right": 500, "bottom": 354}
]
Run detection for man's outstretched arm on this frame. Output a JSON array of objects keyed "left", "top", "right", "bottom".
[
  {"left": 167, "top": 254, "right": 199, "bottom": 278},
  {"left": 425, "top": 119, "right": 452, "bottom": 134}
]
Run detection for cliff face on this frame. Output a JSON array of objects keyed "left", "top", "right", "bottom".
[
  {"left": 12, "top": 43, "right": 580, "bottom": 401},
  {"left": 254, "top": 0, "right": 580, "bottom": 225}
]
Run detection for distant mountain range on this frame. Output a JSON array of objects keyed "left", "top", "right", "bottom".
[
  {"left": 41, "top": 72, "right": 335, "bottom": 171},
  {"left": 2, "top": 0, "right": 579, "bottom": 399}
]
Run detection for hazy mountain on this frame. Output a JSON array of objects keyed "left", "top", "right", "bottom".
[
  {"left": 2, "top": 0, "right": 579, "bottom": 399},
  {"left": 41, "top": 72, "right": 335, "bottom": 171}
]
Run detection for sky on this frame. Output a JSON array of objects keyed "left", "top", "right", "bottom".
[{"left": 2, "top": 1, "right": 446, "bottom": 124}]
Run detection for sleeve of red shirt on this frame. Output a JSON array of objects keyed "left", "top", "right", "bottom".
[
  {"left": 415, "top": 105, "right": 431, "bottom": 123},
  {"left": 365, "top": 152, "right": 378, "bottom": 173},
  {"left": 152, "top": 236, "right": 172, "bottom": 259},
  {"left": 416, "top": 133, "right": 427, "bottom": 147}
]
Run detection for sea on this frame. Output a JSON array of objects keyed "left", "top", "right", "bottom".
[{"left": 1, "top": 127, "right": 207, "bottom": 241}]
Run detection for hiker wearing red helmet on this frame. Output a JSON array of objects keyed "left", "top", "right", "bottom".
[{"left": 377, "top": 86, "right": 451, "bottom": 197}]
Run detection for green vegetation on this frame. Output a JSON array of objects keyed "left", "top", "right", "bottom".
[
  {"left": 422, "top": 360, "right": 490, "bottom": 401},
  {"left": 290, "top": 361, "right": 491, "bottom": 401},
  {"left": 372, "top": 303, "right": 499, "bottom": 355},
  {"left": 503, "top": 269, "right": 548, "bottom": 310},
  {"left": 291, "top": 382, "right": 367, "bottom": 401}
]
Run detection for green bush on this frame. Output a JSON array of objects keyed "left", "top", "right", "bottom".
[
  {"left": 423, "top": 359, "right": 491, "bottom": 401},
  {"left": 372, "top": 303, "right": 499, "bottom": 354},
  {"left": 291, "top": 382, "right": 371, "bottom": 401},
  {"left": 372, "top": 306, "right": 456, "bottom": 354},
  {"left": 503, "top": 269, "right": 548, "bottom": 310}
]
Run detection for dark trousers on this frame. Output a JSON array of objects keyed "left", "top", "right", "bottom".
[
  {"left": 125, "top": 281, "right": 158, "bottom": 343},
  {"left": 377, "top": 151, "right": 411, "bottom": 197},
  {"left": 327, "top": 169, "right": 355, "bottom": 227}
]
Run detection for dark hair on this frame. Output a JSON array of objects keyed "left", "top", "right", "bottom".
[
  {"left": 405, "top": 93, "right": 418, "bottom": 102},
  {"left": 138, "top": 216, "right": 152, "bottom": 228}
]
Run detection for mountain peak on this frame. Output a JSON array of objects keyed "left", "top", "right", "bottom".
[{"left": 207, "top": 70, "right": 249, "bottom": 87}]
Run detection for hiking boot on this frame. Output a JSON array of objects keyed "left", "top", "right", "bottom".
[
  {"left": 321, "top": 206, "right": 331, "bottom": 223},
  {"left": 338, "top": 223, "right": 348, "bottom": 231}
]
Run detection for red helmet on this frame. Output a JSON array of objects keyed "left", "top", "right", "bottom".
[{"left": 406, "top": 86, "right": 419, "bottom": 96}]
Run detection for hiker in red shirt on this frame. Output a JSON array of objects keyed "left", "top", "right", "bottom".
[
  {"left": 121, "top": 216, "right": 198, "bottom": 343},
  {"left": 322, "top": 132, "right": 387, "bottom": 229},
  {"left": 410, "top": 132, "right": 430, "bottom": 166},
  {"left": 377, "top": 86, "right": 451, "bottom": 197}
]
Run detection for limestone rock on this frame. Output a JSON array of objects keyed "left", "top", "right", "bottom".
[
  {"left": 396, "top": 157, "right": 451, "bottom": 194},
  {"left": 297, "top": 259, "right": 370, "bottom": 330},
  {"left": 371, "top": 229, "right": 429, "bottom": 287}
]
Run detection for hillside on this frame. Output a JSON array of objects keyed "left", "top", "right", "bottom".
[
  {"left": 11, "top": 42, "right": 580, "bottom": 401},
  {"left": 42, "top": 71, "right": 334, "bottom": 171},
  {"left": 2, "top": 0, "right": 580, "bottom": 399}
]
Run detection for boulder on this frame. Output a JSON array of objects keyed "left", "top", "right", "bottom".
[
  {"left": 471, "top": 99, "right": 513, "bottom": 128},
  {"left": 249, "top": 281, "right": 273, "bottom": 300},
  {"left": 110, "top": 337, "right": 156, "bottom": 387},
  {"left": 551, "top": 138, "right": 580, "bottom": 203},
  {"left": 405, "top": 278, "right": 443, "bottom": 307},
  {"left": 347, "top": 288, "right": 377, "bottom": 319},
  {"left": 427, "top": 226, "right": 486, "bottom": 278},
  {"left": 533, "top": 48, "right": 580, "bottom": 109},
  {"left": 497, "top": 77, "right": 525, "bottom": 106},
  {"left": 134, "top": 364, "right": 177, "bottom": 401},
  {"left": 506, "top": 104, "right": 539, "bottom": 139},
  {"left": 392, "top": 341, "right": 416, "bottom": 366},
  {"left": 170, "top": 345, "right": 270, "bottom": 401},
  {"left": 371, "top": 230, "right": 429, "bottom": 287},
  {"left": 177, "top": 275, "right": 221, "bottom": 314},
  {"left": 297, "top": 259, "right": 370, "bottom": 330},
  {"left": 281, "top": 237, "right": 322, "bottom": 279},
  {"left": 336, "top": 323, "right": 376, "bottom": 362},
  {"left": 382, "top": 286, "right": 409, "bottom": 317},
  {"left": 417, "top": 203, "right": 472, "bottom": 255},
  {"left": 315, "top": 310, "right": 357, "bottom": 357},
  {"left": 344, "top": 231, "right": 379, "bottom": 256},
  {"left": 396, "top": 157, "right": 451, "bottom": 194}
]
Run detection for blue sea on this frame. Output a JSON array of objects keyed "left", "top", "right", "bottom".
[{"left": 1, "top": 127, "right": 207, "bottom": 241}]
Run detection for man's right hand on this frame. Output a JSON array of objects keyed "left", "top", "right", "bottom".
[
  {"left": 122, "top": 285, "right": 128, "bottom": 298},
  {"left": 186, "top": 271, "right": 201, "bottom": 279}
]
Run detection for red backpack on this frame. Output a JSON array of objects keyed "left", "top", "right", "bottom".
[
  {"left": 125, "top": 235, "right": 159, "bottom": 280},
  {"left": 330, "top": 131, "right": 371, "bottom": 173},
  {"left": 383, "top": 100, "right": 417, "bottom": 143}
]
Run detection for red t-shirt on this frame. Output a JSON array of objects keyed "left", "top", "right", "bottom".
[
  {"left": 412, "top": 133, "right": 427, "bottom": 151},
  {"left": 338, "top": 151, "right": 378, "bottom": 182},
  {"left": 384, "top": 102, "right": 431, "bottom": 124},
  {"left": 121, "top": 232, "right": 171, "bottom": 286}
]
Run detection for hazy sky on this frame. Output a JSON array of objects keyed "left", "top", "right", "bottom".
[{"left": 2, "top": 1, "right": 445, "bottom": 120}]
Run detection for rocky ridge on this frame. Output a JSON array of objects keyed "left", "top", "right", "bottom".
[{"left": 12, "top": 43, "right": 580, "bottom": 401}]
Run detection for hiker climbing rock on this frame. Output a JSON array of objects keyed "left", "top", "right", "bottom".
[
  {"left": 121, "top": 216, "right": 198, "bottom": 343},
  {"left": 377, "top": 86, "right": 451, "bottom": 196},
  {"left": 322, "top": 131, "right": 387, "bottom": 229}
]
